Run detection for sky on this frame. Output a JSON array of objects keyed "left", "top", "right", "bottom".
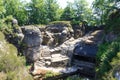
[{"left": 24, "top": 0, "right": 94, "bottom": 8}]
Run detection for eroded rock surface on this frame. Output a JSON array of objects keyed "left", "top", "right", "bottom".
[
  {"left": 31, "top": 29, "right": 105, "bottom": 78},
  {"left": 22, "top": 26, "right": 42, "bottom": 62},
  {"left": 43, "top": 22, "right": 74, "bottom": 47},
  {"left": 20, "top": 23, "right": 105, "bottom": 79}
]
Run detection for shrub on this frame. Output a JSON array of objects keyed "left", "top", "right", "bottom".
[
  {"left": 49, "top": 21, "right": 72, "bottom": 28},
  {"left": 0, "top": 32, "right": 33, "bottom": 80},
  {"left": 96, "top": 38, "right": 120, "bottom": 79},
  {"left": 105, "top": 9, "right": 120, "bottom": 33},
  {"left": 44, "top": 71, "right": 59, "bottom": 78}
]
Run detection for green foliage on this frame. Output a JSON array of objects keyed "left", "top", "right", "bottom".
[
  {"left": 0, "top": 32, "right": 33, "bottom": 80},
  {"left": 105, "top": 9, "right": 120, "bottom": 33},
  {"left": 0, "top": 16, "right": 14, "bottom": 35},
  {"left": 49, "top": 21, "right": 71, "bottom": 27},
  {"left": 0, "top": 0, "right": 5, "bottom": 18},
  {"left": 1, "top": 0, "right": 28, "bottom": 25},
  {"left": 45, "top": 0, "right": 59, "bottom": 22},
  {"left": 0, "top": 31, "right": 5, "bottom": 41},
  {"left": 28, "top": 0, "right": 59, "bottom": 24},
  {"left": 96, "top": 43, "right": 110, "bottom": 63},
  {"left": 44, "top": 71, "right": 59, "bottom": 78},
  {"left": 93, "top": 0, "right": 120, "bottom": 26},
  {"left": 73, "top": 0, "right": 89, "bottom": 21},
  {"left": 0, "top": 17, "right": 25, "bottom": 56},
  {"left": 49, "top": 21, "right": 73, "bottom": 31},
  {"left": 28, "top": 0, "right": 46, "bottom": 24},
  {"left": 60, "top": 2, "right": 74, "bottom": 21},
  {"left": 102, "top": 52, "right": 120, "bottom": 80},
  {"left": 0, "top": 16, "right": 18, "bottom": 42},
  {"left": 60, "top": 0, "right": 93, "bottom": 26},
  {"left": 96, "top": 38, "right": 120, "bottom": 79}
]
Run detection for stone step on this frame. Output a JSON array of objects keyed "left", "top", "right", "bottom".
[
  {"left": 51, "top": 54, "right": 61, "bottom": 58},
  {"left": 43, "top": 57, "right": 51, "bottom": 60},
  {"left": 51, "top": 57, "right": 69, "bottom": 62},
  {"left": 35, "top": 61, "right": 45, "bottom": 67}
]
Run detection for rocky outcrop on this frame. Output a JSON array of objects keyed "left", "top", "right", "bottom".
[
  {"left": 17, "top": 22, "right": 105, "bottom": 79},
  {"left": 32, "top": 29, "right": 104, "bottom": 67},
  {"left": 43, "top": 21, "right": 74, "bottom": 47},
  {"left": 22, "top": 26, "right": 42, "bottom": 62},
  {"left": 29, "top": 29, "right": 105, "bottom": 79}
]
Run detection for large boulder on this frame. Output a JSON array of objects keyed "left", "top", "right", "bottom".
[{"left": 22, "top": 25, "right": 42, "bottom": 62}]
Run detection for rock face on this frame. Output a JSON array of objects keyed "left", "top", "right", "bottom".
[
  {"left": 32, "top": 29, "right": 105, "bottom": 67},
  {"left": 19, "top": 22, "right": 105, "bottom": 79},
  {"left": 29, "top": 27, "right": 105, "bottom": 79},
  {"left": 22, "top": 26, "right": 42, "bottom": 62},
  {"left": 89, "top": 30, "right": 105, "bottom": 44},
  {"left": 73, "top": 25, "right": 85, "bottom": 39},
  {"left": 44, "top": 22, "right": 74, "bottom": 47}
]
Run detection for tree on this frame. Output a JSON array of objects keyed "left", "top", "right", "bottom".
[
  {"left": 28, "top": 0, "right": 47, "bottom": 24},
  {"left": 3, "top": 0, "right": 28, "bottom": 25},
  {"left": 60, "top": 2, "right": 74, "bottom": 21},
  {"left": 0, "top": 0, "right": 5, "bottom": 18},
  {"left": 73, "top": 0, "right": 89, "bottom": 21},
  {"left": 60, "top": 0, "right": 93, "bottom": 26},
  {"left": 45, "top": 0, "right": 59, "bottom": 22},
  {"left": 92, "top": 0, "right": 120, "bottom": 25}
]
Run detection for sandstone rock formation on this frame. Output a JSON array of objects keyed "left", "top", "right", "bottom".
[
  {"left": 44, "top": 21, "right": 74, "bottom": 47},
  {"left": 41, "top": 31, "right": 54, "bottom": 46},
  {"left": 31, "top": 29, "right": 105, "bottom": 78},
  {"left": 22, "top": 25, "right": 42, "bottom": 62},
  {"left": 19, "top": 22, "right": 105, "bottom": 79}
]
